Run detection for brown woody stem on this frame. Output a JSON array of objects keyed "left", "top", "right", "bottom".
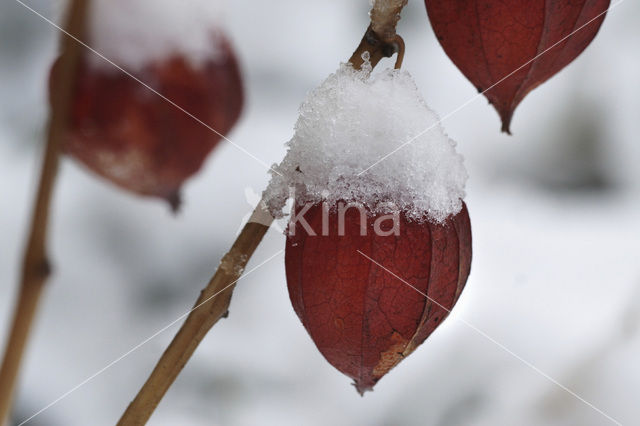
[
  {"left": 117, "top": 207, "right": 272, "bottom": 426},
  {"left": 118, "top": 1, "right": 409, "bottom": 424},
  {"left": 0, "top": 0, "right": 88, "bottom": 423},
  {"left": 349, "top": 0, "right": 408, "bottom": 70}
]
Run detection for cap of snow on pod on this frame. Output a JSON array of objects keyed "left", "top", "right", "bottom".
[{"left": 264, "top": 64, "right": 472, "bottom": 393}]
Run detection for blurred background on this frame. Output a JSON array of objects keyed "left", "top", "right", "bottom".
[{"left": 1, "top": 0, "right": 639, "bottom": 425}]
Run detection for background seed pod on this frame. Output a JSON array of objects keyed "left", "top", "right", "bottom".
[
  {"left": 424, "top": 0, "right": 610, "bottom": 133},
  {"left": 49, "top": 38, "right": 243, "bottom": 210}
]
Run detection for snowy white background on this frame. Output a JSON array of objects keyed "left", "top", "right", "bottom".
[{"left": 1, "top": 0, "right": 639, "bottom": 425}]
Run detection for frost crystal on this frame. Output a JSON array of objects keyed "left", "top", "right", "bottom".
[
  {"left": 88, "top": 0, "right": 226, "bottom": 71},
  {"left": 263, "top": 64, "right": 467, "bottom": 223}
]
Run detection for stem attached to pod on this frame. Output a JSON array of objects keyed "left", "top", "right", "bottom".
[
  {"left": 118, "top": 2, "right": 408, "bottom": 425},
  {"left": 349, "top": 0, "right": 407, "bottom": 70},
  {"left": 0, "top": 0, "right": 89, "bottom": 424},
  {"left": 349, "top": 28, "right": 406, "bottom": 71}
]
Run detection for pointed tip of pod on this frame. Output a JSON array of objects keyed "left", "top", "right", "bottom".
[
  {"left": 501, "top": 121, "right": 513, "bottom": 136},
  {"left": 166, "top": 190, "right": 182, "bottom": 214},
  {"left": 354, "top": 381, "right": 374, "bottom": 396},
  {"left": 499, "top": 109, "right": 514, "bottom": 135}
]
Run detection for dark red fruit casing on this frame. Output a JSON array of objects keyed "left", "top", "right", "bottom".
[
  {"left": 285, "top": 202, "right": 472, "bottom": 393},
  {"left": 50, "top": 38, "right": 243, "bottom": 209},
  {"left": 424, "top": 0, "right": 610, "bottom": 133}
]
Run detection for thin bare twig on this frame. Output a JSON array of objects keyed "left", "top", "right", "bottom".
[
  {"left": 0, "top": 0, "right": 88, "bottom": 423},
  {"left": 117, "top": 205, "right": 272, "bottom": 426},
  {"left": 117, "top": 2, "right": 409, "bottom": 424}
]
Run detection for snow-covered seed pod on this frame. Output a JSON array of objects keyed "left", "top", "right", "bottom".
[
  {"left": 50, "top": 0, "right": 243, "bottom": 209},
  {"left": 264, "top": 63, "right": 472, "bottom": 392}
]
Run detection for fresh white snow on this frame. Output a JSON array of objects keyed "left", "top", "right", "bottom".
[
  {"left": 264, "top": 59, "right": 467, "bottom": 223},
  {"left": 87, "top": 0, "right": 226, "bottom": 70}
]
